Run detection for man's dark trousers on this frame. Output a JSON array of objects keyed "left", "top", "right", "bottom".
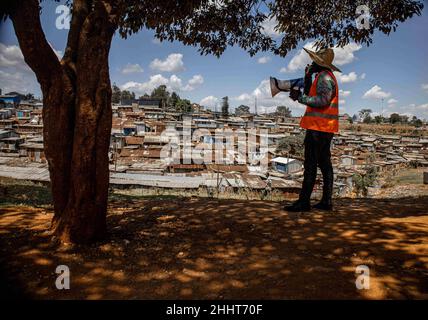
[{"left": 299, "top": 129, "right": 334, "bottom": 204}]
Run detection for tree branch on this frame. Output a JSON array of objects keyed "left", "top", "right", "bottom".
[
  {"left": 9, "top": 0, "right": 62, "bottom": 91},
  {"left": 62, "top": 0, "right": 92, "bottom": 72}
]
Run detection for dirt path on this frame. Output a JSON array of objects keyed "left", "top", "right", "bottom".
[{"left": 1, "top": 196, "right": 427, "bottom": 299}]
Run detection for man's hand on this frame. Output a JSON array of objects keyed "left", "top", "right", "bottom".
[
  {"left": 289, "top": 88, "right": 301, "bottom": 102},
  {"left": 305, "top": 64, "right": 312, "bottom": 76},
  {"left": 305, "top": 63, "right": 317, "bottom": 76}
]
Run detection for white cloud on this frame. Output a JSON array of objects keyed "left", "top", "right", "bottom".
[
  {"left": 121, "top": 63, "right": 144, "bottom": 74},
  {"left": 187, "top": 74, "right": 204, "bottom": 86},
  {"left": 232, "top": 79, "right": 305, "bottom": 115},
  {"left": 261, "top": 17, "right": 281, "bottom": 38},
  {"left": 387, "top": 98, "right": 398, "bottom": 106},
  {"left": 280, "top": 42, "right": 362, "bottom": 73},
  {"left": 257, "top": 56, "right": 271, "bottom": 64},
  {"left": 333, "top": 42, "right": 362, "bottom": 66},
  {"left": 183, "top": 74, "right": 204, "bottom": 91},
  {"left": 339, "top": 99, "right": 346, "bottom": 105},
  {"left": 200, "top": 96, "right": 219, "bottom": 109},
  {"left": 335, "top": 71, "right": 358, "bottom": 84},
  {"left": 0, "top": 69, "right": 39, "bottom": 94},
  {"left": 121, "top": 74, "right": 203, "bottom": 95},
  {"left": 396, "top": 103, "right": 428, "bottom": 118},
  {"left": 0, "top": 43, "right": 43, "bottom": 94},
  {"left": 169, "top": 74, "right": 183, "bottom": 91},
  {"left": 363, "top": 85, "right": 392, "bottom": 99},
  {"left": 121, "top": 74, "right": 168, "bottom": 94},
  {"left": 150, "top": 53, "right": 185, "bottom": 72},
  {"left": 235, "top": 93, "right": 253, "bottom": 102},
  {"left": 395, "top": 103, "right": 427, "bottom": 119},
  {"left": 415, "top": 103, "right": 428, "bottom": 110},
  {"left": 190, "top": 75, "right": 204, "bottom": 85},
  {"left": 0, "top": 43, "right": 31, "bottom": 72},
  {"left": 280, "top": 42, "right": 315, "bottom": 73},
  {"left": 422, "top": 83, "right": 428, "bottom": 92},
  {"left": 360, "top": 73, "right": 366, "bottom": 80},
  {"left": 339, "top": 90, "right": 351, "bottom": 97}
]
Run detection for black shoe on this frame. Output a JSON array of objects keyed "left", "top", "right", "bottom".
[
  {"left": 284, "top": 201, "right": 311, "bottom": 212},
  {"left": 313, "top": 202, "right": 333, "bottom": 211}
]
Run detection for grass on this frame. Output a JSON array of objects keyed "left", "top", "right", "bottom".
[
  {"left": 108, "top": 190, "right": 180, "bottom": 203},
  {"left": 0, "top": 177, "right": 182, "bottom": 208},
  {"left": 0, "top": 177, "right": 52, "bottom": 207}
]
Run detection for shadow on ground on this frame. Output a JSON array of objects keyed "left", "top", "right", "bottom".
[{"left": 0, "top": 195, "right": 427, "bottom": 299}]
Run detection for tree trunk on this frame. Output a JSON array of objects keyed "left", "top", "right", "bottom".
[
  {"left": 51, "top": 2, "right": 116, "bottom": 244},
  {"left": 49, "top": 62, "right": 113, "bottom": 244},
  {"left": 10, "top": 0, "right": 118, "bottom": 244}
]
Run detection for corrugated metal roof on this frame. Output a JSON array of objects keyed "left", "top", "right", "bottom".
[
  {"left": 271, "top": 157, "right": 299, "bottom": 165},
  {"left": 0, "top": 165, "right": 49, "bottom": 181},
  {"left": 241, "top": 174, "right": 266, "bottom": 189},
  {"left": 111, "top": 172, "right": 203, "bottom": 189},
  {"left": 0, "top": 164, "right": 300, "bottom": 191},
  {"left": 223, "top": 173, "right": 247, "bottom": 188}
]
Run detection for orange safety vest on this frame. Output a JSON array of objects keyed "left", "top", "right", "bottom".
[{"left": 300, "top": 70, "right": 339, "bottom": 133}]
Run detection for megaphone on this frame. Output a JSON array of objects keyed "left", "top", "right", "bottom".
[{"left": 270, "top": 77, "right": 304, "bottom": 98}]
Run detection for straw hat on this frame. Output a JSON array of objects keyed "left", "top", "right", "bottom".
[{"left": 303, "top": 47, "right": 342, "bottom": 73}]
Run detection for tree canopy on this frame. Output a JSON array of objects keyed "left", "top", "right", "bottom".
[
  {"left": 235, "top": 105, "right": 251, "bottom": 116},
  {"left": 221, "top": 96, "right": 230, "bottom": 118},
  {"left": 276, "top": 106, "right": 292, "bottom": 117},
  {"left": 2, "top": 0, "right": 424, "bottom": 59},
  {"left": 116, "top": 0, "right": 424, "bottom": 56}
]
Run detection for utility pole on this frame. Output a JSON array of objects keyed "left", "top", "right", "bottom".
[
  {"left": 114, "top": 140, "right": 118, "bottom": 172},
  {"left": 216, "top": 164, "right": 220, "bottom": 199},
  {"left": 255, "top": 97, "right": 258, "bottom": 116}
]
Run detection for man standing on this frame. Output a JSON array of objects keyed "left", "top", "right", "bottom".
[{"left": 285, "top": 48, "right": 341, "bottom": 212}]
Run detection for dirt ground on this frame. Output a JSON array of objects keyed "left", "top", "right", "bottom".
[{"left": 1, "top": 190, "right": 428, "bottom": 300}]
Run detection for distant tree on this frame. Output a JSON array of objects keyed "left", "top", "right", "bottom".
[
  {"left": 277, "top": 133, "right": 305, "bottom": 160},
  {"left": 235, "top": 105, "right": 250, "bottom": 116},
  {"left": 151, "top": 85, "right": 170, "bottom": 108},
  {"left": 23, "top": 93, "right": 35, "bottom": 100},
  {"left": 221, "top": 96, "right": 229, "bottom": 118},
  {"left": 390, "top": 113, "right": 400, "bottom": 124},
  {"left": 138, "top": 94, "right": 150, "bottom": 99},
  {"left": 276, "top": 106, "right": 292, "bottom": 117},
  {"left": 352, "top": 114, "right": 359, "bottom": 123},
  {"left": 353, "top": 167, "right": 378, "bottom": 197},
  {"left": 176, "top": 98, "right": 192, "bottom": 113},
  {"left": 120, "top": 90, "right": 135, "bottom": 101},
  {"left": 170, "top": 92, "right": 180, "bottom": 109},
  {"left": 363, "top": 115, "right": 372, "bottom": 124},
  {"left": 374, "top": 115, "right": 384, "bottom": 124},
  {"left": 2, "top": 0, "right": 422, "bottom": 243},
  {"left": 414, "top": 119, "right": 423, "bottom": 128},
  {"left": 151, "top": 85, "right": 169, "bottom": 99},
  {"left": 112, "top": 84, "right": 121, "bottom": 104},
  {"left": 359, "top": 109, "right": 372, "bottom": 123},
  {"left": 400, "top": 115, "right": 409, "bottom": 124}
]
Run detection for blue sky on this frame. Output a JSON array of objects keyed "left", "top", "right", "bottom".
[{"left": 1, "top": 1, "right": 428, "bottom": 119}]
